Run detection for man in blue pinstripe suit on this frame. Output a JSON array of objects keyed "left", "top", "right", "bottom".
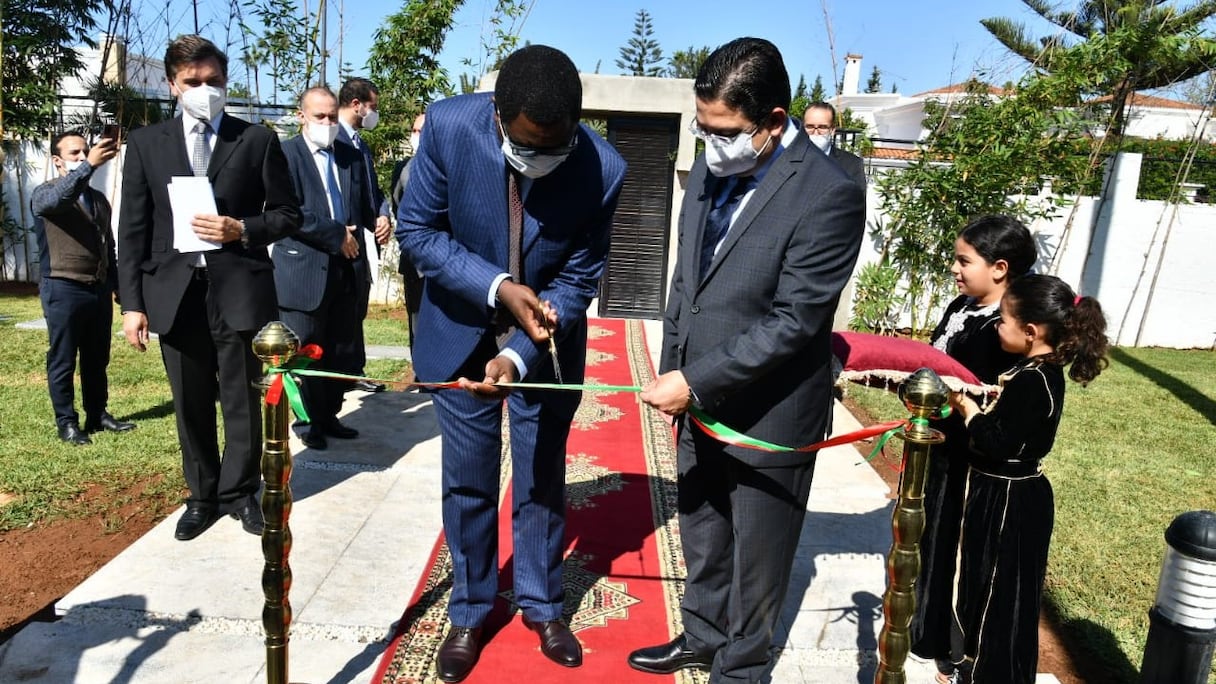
[{"left": 395, "top": 45, "right": 626, "bottom": 682}]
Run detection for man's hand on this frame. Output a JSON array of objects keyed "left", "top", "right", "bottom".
[
  {"left": 497, "top": 280, "right": 555, "bottom": 344},
  {"left": 122, "top": 311, "right": 150, "bottom": 352},
  {"left": 374, "top": 215, "right": 392, "bottom": 245},
  {"left": 87, "top": 138, "right": 119, "bottom": 168},
  {"left": 192, "top": 214, "right": 242, "bottom": 243},
  {"left": 457, "top": 355, "right": 517, "bottom": 401},
  {"left": 640, "top": 370, "right": 693, "bottom": 416},
  {"left": 341, "top": 225, "right": 360, "bottom": 259}
]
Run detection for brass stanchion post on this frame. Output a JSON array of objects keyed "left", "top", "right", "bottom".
[
  {"left": 875, "top": 368, "right": 948, "bottom": 684},
  {"left": 253, "top": 322, "right": 300, "bottom": 684}
]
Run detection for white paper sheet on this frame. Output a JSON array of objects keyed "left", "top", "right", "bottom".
[{"left": 168, "top": 176, "right": 221, "bottom": 253}]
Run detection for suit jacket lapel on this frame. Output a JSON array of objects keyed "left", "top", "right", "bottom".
[
  {"left": 208, "top": 115, "right": 241, "bottom": 179},
  {"left": 699, "top": 138, "right": 809, "bottom": 288},
  {"left": 164, "top": 117, "right": 193, "bottom": 177}
]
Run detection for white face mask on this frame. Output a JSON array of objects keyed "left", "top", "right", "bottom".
[
  {"left": 501, "top": 141, "right": 569, "bottom": 179},
  {"left": 62, "top": 159, "right": 85, "bottom": 174},
  {"left": 409, "top": 133, "right": 421, "bottom": 152},
  {"left": 360, "top": 107, "right": 379, "bottom": 130},
  {"left": 808, "top": 134, "right": 832, "bottom": 153},
  {"left": 704, "top": 128, "right": 770, "bottom": 177},
  {"left": 305, "top": 121, "right": 340, "bottom": 149},
  {"left": 180, "top": 84, "right": 226, "bottom": 121}
]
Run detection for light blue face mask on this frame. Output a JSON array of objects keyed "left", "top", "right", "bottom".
[
  {"left": 501, "top": 140, "right": 570, "bottom": 179},
  {"left": 696, "top": 124, "right": 772, "bottom": 177}
]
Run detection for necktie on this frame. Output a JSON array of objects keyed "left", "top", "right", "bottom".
[
  {"left": 321, "top": 149, "right": 346, "bottom": 224},
  {"left": 699, "top": 176, "right": 755, "bottom": 280},
  {"left": 352, "top": 131, "right": 375, "bottom": 199},
  {"left": 192, "top": 121, "right": 212, "bottom": 177},
  {"left": 507, "top": 171, "right": 523, "bottom": 283},
  {"left": 495, "top": 171, "right": 525, "bottom": 346}
]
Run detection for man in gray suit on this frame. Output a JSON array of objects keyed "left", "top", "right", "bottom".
[
  {"left": 804, "top": 101, "right": 866, "bottom": 187},
  {"left": 628, "top": 38, "right": 865, "bottom": 682}
]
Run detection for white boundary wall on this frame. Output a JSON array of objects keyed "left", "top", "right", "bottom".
[{"left": 5, "top": 137, "right": 1214, "bottom": 349}]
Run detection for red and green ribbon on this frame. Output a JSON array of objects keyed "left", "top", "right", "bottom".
[{"left": 263, "top": 360, "right": 935, "bottom": 458}]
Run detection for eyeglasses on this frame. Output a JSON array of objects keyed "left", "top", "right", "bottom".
[
  {"left": 688, "top": 120, "right": 758, "bottom": 146},
  {"left": 498, "top": 117, "right": 578, "bottom": 158},
  {"left": 804, "top": 124, "right": 834, "bottom": 133}
]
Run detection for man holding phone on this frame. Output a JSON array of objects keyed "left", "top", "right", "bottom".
[{"left": 32, "top": 131, "right": 135, "bottom": 444}]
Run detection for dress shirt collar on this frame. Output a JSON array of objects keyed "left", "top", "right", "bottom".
[
  {"left": 748, "top": 117, "right": 799, "bottom": 186},
  {"left": 339, "top": 119, "right": 358, "bottom": 143},
  {"left": 303, "top": 132, "right": 332, "bottom": 156},
  {"left": 181, "top": 110, "right": 224, "bottom": 138}
]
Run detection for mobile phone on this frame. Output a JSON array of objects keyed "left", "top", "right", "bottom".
[{"left": 101, "top": 123, "right": 124, "bottom": 142}]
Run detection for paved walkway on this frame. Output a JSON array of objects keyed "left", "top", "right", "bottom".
[{"left": 0, "top": 319, "right": 1058, "bottom": 683}]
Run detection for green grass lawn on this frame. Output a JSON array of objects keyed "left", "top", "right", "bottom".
[
  {"left": 845, "top": 348, "right": 1216, "bottom": 683},
  {"left": 0, "top": 289, "right": 410, "bottom": 530}
]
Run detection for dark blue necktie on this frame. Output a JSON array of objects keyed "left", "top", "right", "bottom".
[
  {"left": 699, "top": 176, "right": 755, "bottom": 280},
  {"left": 321, "top": 149, "right": 346, "bottom": 223},
  {"left": 352, "top": 131, "right": 375, "bottom": 201}
]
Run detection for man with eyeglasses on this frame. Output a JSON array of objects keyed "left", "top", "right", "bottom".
[
  {"left": 395, "top": 44, "right": 626, "bottom": 682},
  {"left": 804, "top": 101, "right": 866, "bottom": 187},
  {"left": 628, "top": 38, "right": 865, "bottom": 682}
]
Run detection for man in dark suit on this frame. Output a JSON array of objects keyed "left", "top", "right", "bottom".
[
  {"left": 275, "top": 86, "right": 372, "bottom": 450},
  {"left": 388, "top": 110, "right": 426, "bottom": 351},
  {"left": 396, "top": 45, "right": 626, "bottom": 682},
  {"left": 804, "top": 101, "right": 867, "bottom": 187},
  {"left": 117, "top": 34, "right": 301, "bottom": 541},
  {"left": 628, "top": 38, "right": 865, "bottom": 682},
  {"left": 337, "top": 77, "right": 389, "bottom": 393},
  {"left": 32, "top": 131, "right": 135, "bottom": 445}
]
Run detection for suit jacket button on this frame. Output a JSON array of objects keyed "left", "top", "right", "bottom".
[{"left": 691, "top": 305, "right": 701, "bottom": 314}]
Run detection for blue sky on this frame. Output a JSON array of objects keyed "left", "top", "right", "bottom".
[
  {"left": 348, "top": 0, "right": 1039, "bottom": 96},
  {"left": 133, "top": 0, "right": 1050, "bottom": 98}
]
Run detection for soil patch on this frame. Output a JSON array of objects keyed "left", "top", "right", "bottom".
[{"left": 0, "top": 480, "right": 173, "bottom": 644}]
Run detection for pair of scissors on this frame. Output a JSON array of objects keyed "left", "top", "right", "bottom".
[{"left": 539, "top": 304, "right": 562, "bottom": 384}]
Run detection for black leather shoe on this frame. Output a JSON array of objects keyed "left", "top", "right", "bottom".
[
  {"left": 174, "top": 502, "right": 218, "bottom": 541},
  {"left": 301, "top": 429, "right": 328, "bottom": 450},
  {"left": 353, "top": 380, "right": 385, "bottom": 393},
  {"left": 324, "top": 420, "right": 358, "bottom": 439},
  {"left": 229, "top": 499, "right": 264, "bottom": 536},
  {"left": 84, "top": 413, "right": 136, "bottom": 433},
  {"left": 436, "top": 626, "right": 482, "bottom": 682},
  {"left": 57, "top": 422, "right": 92, "bottom": 445},
  {"left": 627, "top": 634, "right": 713, "bottom": 674},
  {"left": 524, "top": 618, "right": 582, "bottom": 667}
]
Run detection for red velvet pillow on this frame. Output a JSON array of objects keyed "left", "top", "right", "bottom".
[{"left": 831, "top": 331, "right": 997, "bottom": 396}]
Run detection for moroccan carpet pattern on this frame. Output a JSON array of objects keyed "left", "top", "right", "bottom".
[{"left": 374, "top": 320, "right": 706, "bottom": 683}]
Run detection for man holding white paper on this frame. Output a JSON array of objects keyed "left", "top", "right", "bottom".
[{"left": 117, "top": 34, "right": 301, "bottom": 542}]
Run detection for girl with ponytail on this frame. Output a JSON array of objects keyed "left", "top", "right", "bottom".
[{"left": 940, "top": 274, "right": 1109, "bottom": 684}]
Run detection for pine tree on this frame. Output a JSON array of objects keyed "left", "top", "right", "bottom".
[
  {"left": 810, "top": 75, "right": 826, "bottom": 102},
  {"left": 615, "top": 9, "right": 665, "bottom": 77},
  {"left": 866, "top": 65, "right": 882, "bottom": 93},
  {"left": 794, "top": 74, "right": 808, "bottom": 99}
]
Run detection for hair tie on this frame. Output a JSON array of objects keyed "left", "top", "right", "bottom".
[{"left": 1073, "top": 295, "right": 1082, "bottom": 307}]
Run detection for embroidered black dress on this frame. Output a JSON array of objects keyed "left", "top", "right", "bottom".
[
  {"left": 911, "top": 295, "right": 1020, "bottom": 667},
  {"left": 949, "top": 358, "right": 1064, "bottom": 683}
]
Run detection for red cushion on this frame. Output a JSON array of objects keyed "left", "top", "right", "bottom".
[{"left": 831, "top": 331, "right": 994, "bottom": 395}]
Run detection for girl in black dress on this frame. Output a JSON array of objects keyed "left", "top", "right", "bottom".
[
  {"left": 911, "top": 215, "right": 1037, "bottom": 680},
  {"left": 944, "top": 274, "right": 1109, "bottom": 683}
]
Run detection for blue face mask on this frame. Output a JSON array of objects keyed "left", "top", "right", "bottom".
[
  {"left": 692, "top": 121, "right": 773, "bottom": 177},
  {"left": 498, "top": 115, "right": 578, "bottom": 179},
  {"left": 501, "top": 140, "right": 570, "bottom": 179}
]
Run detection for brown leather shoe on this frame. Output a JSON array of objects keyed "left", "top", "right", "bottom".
[
  {"left": 523, "top": 618, "right": 582, "bottom": 667},
  {"left": 436, "top": 626, "right": 482, "bottom": 682}
]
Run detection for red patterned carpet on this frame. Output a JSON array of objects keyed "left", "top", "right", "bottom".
[{"left": 372, "top": 319, "right": 707, "bottom": 684}]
